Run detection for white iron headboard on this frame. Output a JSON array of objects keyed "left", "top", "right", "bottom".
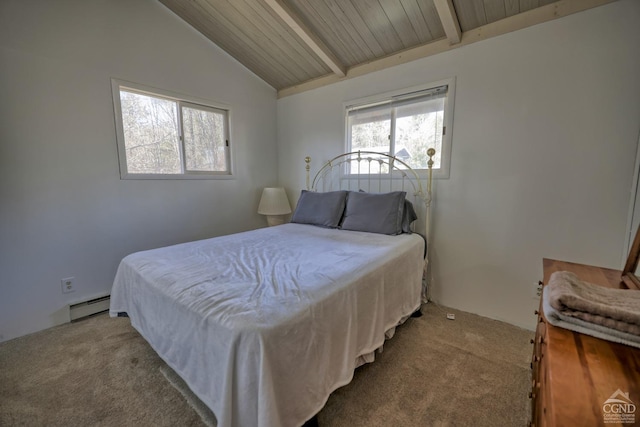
[{"left": 304, "top": 149, "right": 435, "bottom": 241}]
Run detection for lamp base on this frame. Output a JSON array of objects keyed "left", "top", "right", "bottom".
[{"left": 266, "top": 215, "right": 286, "bottom": 227}]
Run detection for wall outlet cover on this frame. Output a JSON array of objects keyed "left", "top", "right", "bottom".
[
  {"left": 446, "top": 313, "right": 455, "bottom": 320},
  {"left": 61, "top": 277, "right": 75, "bottom": 294}
]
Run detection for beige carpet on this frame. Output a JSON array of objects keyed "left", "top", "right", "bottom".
[{"left": 0, "top": 303, "right": 533, "bottom": 426}]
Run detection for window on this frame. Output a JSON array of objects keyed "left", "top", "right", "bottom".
[
  {"left": 111, "top": 79, "right": 232, "bottom": 179},
  {"left": 345, "top": 78, "right": 455, "bottom": 178}
]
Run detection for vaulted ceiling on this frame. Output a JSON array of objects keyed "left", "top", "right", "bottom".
[{"left": 158, "top": 0, "right": 617, "bottom": 97}]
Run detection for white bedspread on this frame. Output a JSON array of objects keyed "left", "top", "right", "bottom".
[{"left": 109, "top": 223, "right": 424, "bottom": 427}]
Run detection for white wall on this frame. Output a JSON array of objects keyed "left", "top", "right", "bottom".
[
  {"left": 0, "top": 0, "right": 277, "bottom": 342},
  {"left": 277, "top": 0, "right": 640, "bottom": 330}
]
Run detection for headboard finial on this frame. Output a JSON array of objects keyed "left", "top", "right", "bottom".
[{"left": 426, "top": 148, "right": 436, "bottom": 197}]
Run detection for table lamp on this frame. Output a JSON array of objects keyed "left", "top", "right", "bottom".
[{"left": 258, "top": 187, "right": 291, "bottom": 226}]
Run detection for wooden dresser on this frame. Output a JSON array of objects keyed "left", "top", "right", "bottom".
[{"left": 531, "top": 258, "right": 640, "bottom": 426}]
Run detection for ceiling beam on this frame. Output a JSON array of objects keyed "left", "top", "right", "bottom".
[
  {"left": 278, "top": 0, "right": 618, "bottom": 98},
  {"left": 264, "top": 0, "right": 346, "bottom": 77},
  {"left": 433, "top": 0, "right": 462, "bottom": 44}
]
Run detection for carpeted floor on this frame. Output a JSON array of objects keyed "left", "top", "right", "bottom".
[{"left": 0, "top": 303, "right": 533, "bottom": 426}]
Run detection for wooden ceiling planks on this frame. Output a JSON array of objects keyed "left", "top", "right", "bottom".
[
  {"left": 263, "top": 0, "right": 345, "bottom": 76},
  {"left": 400, "top": 0, "right": 437, "bottom": 42},
  {"left": 157, "top": 0, "right": 616, "bottom": 95},
  {"left": 378, "top": 0, "right": 421, "bottom": 48},
  {"left": 483, "top": 0, "right": 508, "bottom": 23},
  {"left": 203, "top": 0, "right": 330, "bottom": 83},
  {"left": 419, "top": 0, "right": 447, "bottom": 41},
  {"left": 287, "top": 0, "right": 367, "bottom": 66},
  {"left": 287, "top": 0, "right": 442, "bottom": 67},
  {"left": 452, "top": 0, "right": 488, "bottom": 31},
  {"left": 322, "top": 0, "right": 386, "bottom": 59},
  {"left": 237, "top": 0, "right": 330, "bottom": 77},
  {"left": 349, "top": 0, "right": 405, "bottom": 54},
  {"left": 160, "top": 0, "right": 332, "bottom": 89}
]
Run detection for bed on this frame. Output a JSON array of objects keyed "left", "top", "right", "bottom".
[{"left": 109, "top": 150, "right": 436, "bottom": 427}]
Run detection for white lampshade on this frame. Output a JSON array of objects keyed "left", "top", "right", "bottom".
[{"left": 258, "top": 187, "right": 291, "bottom": 216}]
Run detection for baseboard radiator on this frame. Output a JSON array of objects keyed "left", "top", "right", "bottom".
[{"left": 69, "top": 295, "right": 110, "bottom": 321}]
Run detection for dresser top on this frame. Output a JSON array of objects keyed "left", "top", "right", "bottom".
[
  {"left": 543, "top": 258, "right": 624, "bottom": 289},
  {"left": 542, "top": 258, "right": 640, "bottom": 425}
]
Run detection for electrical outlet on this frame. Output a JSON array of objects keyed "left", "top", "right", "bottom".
[
  {"left": 532, "top": 281, "right": 543, "bottom": 299},
  {"left": 61, "top": 277, "right": 75, "bottom": 294},
  {"left": 446, "top": 313, "right": 455, "bottom": 320}
]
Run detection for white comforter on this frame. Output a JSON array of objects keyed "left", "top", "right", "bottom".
[{"left": 110, "top": 223, "right": 424, "bottom": 427}]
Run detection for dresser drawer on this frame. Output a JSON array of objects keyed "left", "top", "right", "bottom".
[{"left": 531, "top": 307, "right": 548, "bottom": 427}]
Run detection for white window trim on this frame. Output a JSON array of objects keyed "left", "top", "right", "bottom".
[
  {"left": 111, "top": 78, "right": 235, "bottom": 180},
  {"left": 343, "top": 77, "right": 455, "bottom": 179}
]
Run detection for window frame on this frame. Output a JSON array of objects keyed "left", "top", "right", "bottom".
[
  {"left": 344, "top": 77, "right": 455, "bottom": 179},
  {"left": 111, "top": 79, "right": 234, "bottom": 180}
]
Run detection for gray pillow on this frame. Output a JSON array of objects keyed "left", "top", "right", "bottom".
[
  {"left": 291, "top": 190, "right": 347, "bottom": 228},
  {"left": 341, "top": 191, "right": 406, "bottom": 235},
  {"left": 402, "top": 199, "right": 418, "bottom": 234}
]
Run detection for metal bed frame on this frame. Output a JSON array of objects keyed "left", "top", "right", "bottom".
[{"left": 304, "top": 149, "right": 436, "bottom": 299}]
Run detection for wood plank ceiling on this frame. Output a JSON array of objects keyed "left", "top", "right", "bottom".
[{"left": 158, "top": 0, "right": 617, "bottom": 97}]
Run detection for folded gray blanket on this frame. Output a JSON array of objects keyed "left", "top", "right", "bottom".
[
  {"left": 547, "top": 271, "right": 640, "bottom": 336},
  {"left": 542, "top": 287, "right": 640, "bottom": 348}
]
